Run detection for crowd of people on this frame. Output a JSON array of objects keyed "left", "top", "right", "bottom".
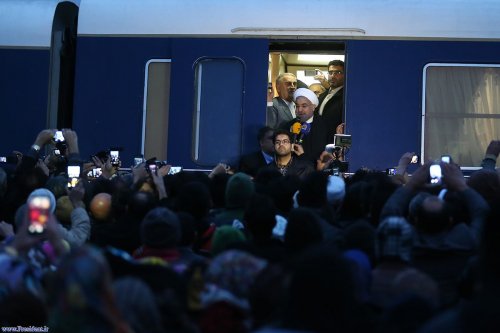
[{"left": 0, "top": 123, "right": 500, "bottom": 332}]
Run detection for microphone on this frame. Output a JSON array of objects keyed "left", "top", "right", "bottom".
[
  {"left": 297, "top": 122, "right": 311, "bottom": 144},
  {"left": 290, "top": 120, "right": 302, "bottom": 143}
]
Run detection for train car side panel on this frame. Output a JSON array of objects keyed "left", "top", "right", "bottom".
[
  {"left": 72, "top": 37, "right": 173, "bottom": 162},
  {"left": 345, "top": 39, "right": 500, "bottom": 171},
  {"left": 0, "top": 49, "right": 50, "bottom": 152},
  {"left": 168, "top": 38, "right": 268, "bottom": 167}
]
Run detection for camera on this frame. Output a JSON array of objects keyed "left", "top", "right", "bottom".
[
  {"left": 67, "top": 165, "right": 81, "bottom": 188},
  {"left": 333, "top": 134, "right": 352, "bottom": 148},
  {"left": 304, "top": 69, "right": 317, "bottom": 76},
  {"left": 429, "top": 164, "right": 442, "bottom": 185},
  {"left": 28, "top": 196, "right": 51, "bottom": 234}
]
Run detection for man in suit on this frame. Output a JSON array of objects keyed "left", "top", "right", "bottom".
[
  {"left": 238, "top": 126, "right": 275, "bottom": 177},
  {"left": 316, "top": 60, "right": 345, "bottom": 134},
  {"left": 266, "top": 73, "right": 297, "bottom": 129},
  {"left": 282, "top": 88, "right": 333, "bottom": 166}
]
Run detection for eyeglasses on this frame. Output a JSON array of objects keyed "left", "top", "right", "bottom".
[
  {"left": 328, "top": 70, "right": 344, "bottom": 76},
  {"left": 274, "top": 139, "right": 291, "bottom": 145}
]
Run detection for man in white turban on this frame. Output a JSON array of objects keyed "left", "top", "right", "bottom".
[{"left": 281, "top": 88, "right": 333, "bottom": 165}]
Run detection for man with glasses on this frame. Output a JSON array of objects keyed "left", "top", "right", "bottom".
[
  {"left": 267, "top": 129, "right": 314, "bottom": 179},
  {"left": 316, "top": 60, "right": 345, "bottom": 134}
]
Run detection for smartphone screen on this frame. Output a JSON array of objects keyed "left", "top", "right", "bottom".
[
  {"left": 429, "top": 164, "right": 442, "bottom": 184},
  {"left": 67, "top": 165, "right": 81, "bottom": 188},
  {"left": 148, "top": 163, "right": 157, "bottom": 174},
  {"left": 134, "top": 157, "right": 143, "bottom": 167},
  {"left": 28, "top": 196, "right": 50, "bottom": 234},
  {"left": 441, "top": 155, "right": 451, "bottom": 164},
  {"left": 386, "top": 168, "right": 397, "bottom": 176},
  {"left": 168, "top": 166, "right": 182, "bottom": 175},
  {"left": 411, "top": 155, "right": 418, "bottom": 163},
  {"left": 110, "top": 150, "right": 120, "bottom": 166},
  {"left": 54, "top": 131, "right": 65, "bottom": 142}
]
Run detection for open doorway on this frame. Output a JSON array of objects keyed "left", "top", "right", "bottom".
[{"left": 268, "top": 42, "right": 345, "bottom": 96}]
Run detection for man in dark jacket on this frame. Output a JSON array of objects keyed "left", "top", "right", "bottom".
[
  {"left": 316, "top": 60, "right": 345, "bottom": 134},
  {"left": 238, "top": 126, "right": 274, "bottom": 177}
]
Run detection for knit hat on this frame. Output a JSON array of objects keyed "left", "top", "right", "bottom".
[
  {"left": 293, "top": 87, "right": 319, "bottom": 106},
  {"left": 205, "top": 250, "right": 267, "bottom": 300},
  {"left": 376, "top": 216, "right": 414, "bottom": 262},
  {"left": 225, "top": 173, "right": 255, "bottom": 209},
  {"left": 27, "top": 188, "right": 56, "bottom": 213},
  {"left": 211, "top": 226, "right": 246, "bottom": 256},
  {"left": 141, "top": 207, "right": 181, "bottom": 248},
  {"left": 326, "top": 175, "right": 346, "bottom": 205},
  {"left": 56, "top": 196, "right": 74, "bottom": 224}
]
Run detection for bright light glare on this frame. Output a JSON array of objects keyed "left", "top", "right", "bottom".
[{"left": 297, "top": 54, "right": 344, "bottom": 62}]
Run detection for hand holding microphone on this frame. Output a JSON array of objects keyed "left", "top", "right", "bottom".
[
  {"left": 290, "top": 120, "right": 302, "bottom": 143},
  {"left": 297, "top": 122, "right": 311, "bottom": 144}
]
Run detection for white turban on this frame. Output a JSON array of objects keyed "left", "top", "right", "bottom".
[{"left": 293, "top": 88, "right": 319, "bottom": 107}]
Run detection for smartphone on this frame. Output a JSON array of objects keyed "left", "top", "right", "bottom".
[
  {"left": 110, "top": 150, "right": 120, "bottom": 166},
  {"left": 54, "top": 130, "right": 65, "bottom": 142},
  {"left": 411, "top": 155, "right": 418, "bottom": 163},
  {"left": 441, "top": 155, "right": 451, "bottom": 164},
  {"left": 429, "top": 164, "right": 442, "bottom": 184},
  {"left": 87, "top": 167, "right": 102, "bottom": 178},
  {"left": 386, "top": 168, "right": 397, "bottom": 176},
  {"left": 304, "top": 69, "right": 317, "bottom": 76},
  {"left": 168, "top": 166, "right": 182, "bottom": 175},
  {"left": 67, "top": 165, "right": 81, "bottom": 188},
  {"left": 54, "top": 149, "right": 61, "bottom": 155},
  {"left": 28, "top": 196, "right": 51, "bottom": 234},
  {"left": 0, "top": 157, "right": 6, "bottom": 163},
  {"left": 148, "top": 163, "right": 157, "bottom": 174},
  {"left": 134, "top": 157, "right": 144, "bottom": 167}
]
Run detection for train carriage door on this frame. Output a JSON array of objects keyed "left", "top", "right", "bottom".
[
  {"left": 167, "top": 39, "right": 269, "bottom": 169},
  {"left": 143, "top": 60, "right": 171, "bottom": 161},
  {"left": 48, "top": 1, "right": 78, "bottom": 129}
]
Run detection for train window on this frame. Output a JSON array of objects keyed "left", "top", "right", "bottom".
[
  {"left": 143, "top": 59, "right": 171, "bottom": 161},
  {"left": 423, "top": 64, "right": 500, "bottom": 168},
  {"left": 193, "top": 58, "right": 245, "bottom": 166}
]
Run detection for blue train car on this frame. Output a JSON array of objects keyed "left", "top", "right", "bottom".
[
  {"left": 0, "top": 0, "right": 78, "bottom": 154},
  {"left": 2, "top": 0, "right": 500, "bottom": 171}
]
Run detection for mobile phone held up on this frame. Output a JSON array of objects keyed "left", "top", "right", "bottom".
[
  {"left": 110, "top": 150, "right": 120, "bottom": 167},
  {"left": 53, "top": 130, "right": 65, "bottom": 142},
  {"left": 441, "top": 155, "right": 451, "bottom": 164},
  {"left": 429, "top": 164, "right": 442, "bottom": 185},
  {"left": 28, "top": 196, "right": 51, "bottom": 234},
  {"left": 67, "top": 165, "right": 81, "bottom": 188}
]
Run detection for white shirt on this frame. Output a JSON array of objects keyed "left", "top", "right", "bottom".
[{"left": 284, "top": 99, "right": 296, "bottom": 118}]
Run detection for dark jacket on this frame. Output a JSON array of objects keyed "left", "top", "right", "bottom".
[
  {"left": 315, "top": 87, "right": 344, "bottom": 132},
  {"left": 238, "top": 151, "right": 269, "bottom": 177}
]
